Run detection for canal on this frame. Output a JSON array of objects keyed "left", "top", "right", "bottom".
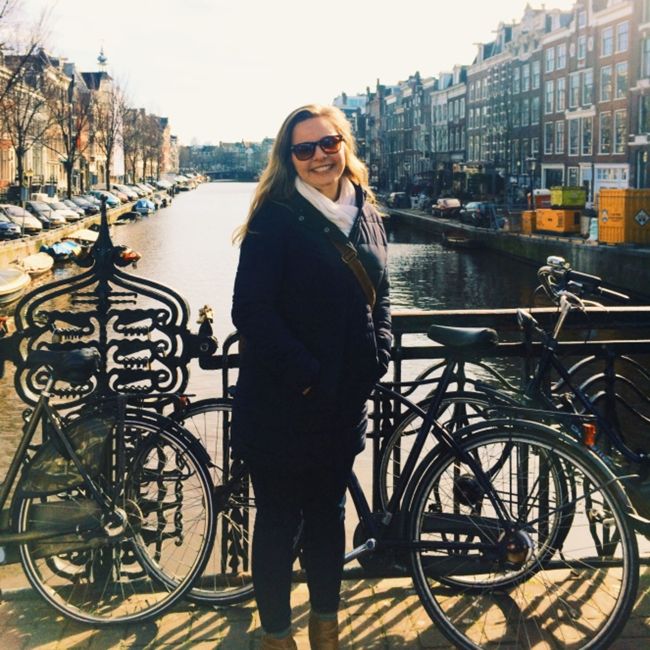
[{"left": 0, "top": 182, "right": 540, "bottom": 471}]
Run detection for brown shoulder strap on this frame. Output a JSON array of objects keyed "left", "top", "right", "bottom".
[{"left": 275, "top": 197, "right": 376, "bottom": 309}]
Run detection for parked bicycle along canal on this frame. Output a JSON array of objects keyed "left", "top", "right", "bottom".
[{"left": 0, "top": 181, "right": 544, "bottom": 471}]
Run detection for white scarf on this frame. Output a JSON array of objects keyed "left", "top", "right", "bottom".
[{"left": 295, "top": 176, "right": 358, "bottom": 236}]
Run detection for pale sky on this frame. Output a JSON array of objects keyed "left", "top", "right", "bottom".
[{"left": 20, "top": 0, "right": 577, "bottom": 145}]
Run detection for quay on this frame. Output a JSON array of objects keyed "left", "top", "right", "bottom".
[
  {"left": 389, "top": 208, "right": 650, "bottom": 300},
  {"left": 1, "top": 563, "right": 649, "bottom": 649},
  {"left": 0, "top": 203, "right": 135, "bottom": 269}
]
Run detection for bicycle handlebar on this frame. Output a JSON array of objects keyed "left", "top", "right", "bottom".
[{"left": 538, "top": 258, "right": 629, "bottom": 305}]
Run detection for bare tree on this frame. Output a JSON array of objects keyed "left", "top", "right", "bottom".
[
  {"left": 44, "top": 74, "right": 93, "bottom": 197},
  {"left": 121, "top": 106, "right": 142, "bottom": 183},
  {"left": 91, "top": 81, "right": 126, "bottom": 189},
  {"left": 0, "top": 1, "right": 49, "bottom": 104},
  {"left": 0, "top": 51, "right": 56, "bottom": 197},
  {"left": 140, "top": 114, "right": 163, "bottom": 182}
]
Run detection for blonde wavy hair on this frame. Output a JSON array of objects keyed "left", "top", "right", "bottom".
[{"left": 233, "top": 104, "right": 374, "bottom": 244}]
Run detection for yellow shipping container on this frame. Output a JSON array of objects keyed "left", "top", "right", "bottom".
[
  {"left": 599, "top": 189, "right": 650, "bottom": 245},
  {"left": 536, "top": 208, "right": 581, "bottom": 233},
  {"left": 550, "top": 186, "right": 587, "bottom": 208},
  {"left": 522, "top": 210, "right": 536, "bottom": 234}
]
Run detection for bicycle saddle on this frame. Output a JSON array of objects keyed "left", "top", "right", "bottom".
[
  {"left": 427, "top": 325, "right": 498, "bottom": 351},
  {"left": 26, "top": 348, "right": 100, "bottom": 384}
]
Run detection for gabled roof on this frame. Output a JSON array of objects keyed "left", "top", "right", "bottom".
[{"left": 81, "top": 71, "right": 111, "bottom": 90}]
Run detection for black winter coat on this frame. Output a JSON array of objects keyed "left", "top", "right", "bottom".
[{"left": 231, "top": 187, "right": 391, "bottom": 468}]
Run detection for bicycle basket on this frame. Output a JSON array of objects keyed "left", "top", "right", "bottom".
[{"left": 21, "top": 415, "right": 115, "bottom": 496}]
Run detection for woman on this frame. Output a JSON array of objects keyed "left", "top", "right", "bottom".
[{"left": 231, "top": 104, "right": 391, "bottom": 650}]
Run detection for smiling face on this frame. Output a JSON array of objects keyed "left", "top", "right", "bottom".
[{"left": 290, "top": 116, "right": 346, "bottom": 201}]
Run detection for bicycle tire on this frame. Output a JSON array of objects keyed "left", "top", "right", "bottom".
[
  {"left": 173, "top": 398, "right": 256, "bottom": 605},
  {"left": 408, "top": 424, "right": 639, "bottom": 650},
  {"left": 378, "top": 392, "right": 506, "bottom": 509},
  {"left": 13, "top": 413, "right": 215, "bottom": 625}
]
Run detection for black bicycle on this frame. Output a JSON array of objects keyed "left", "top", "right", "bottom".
[
  {"left": 174, "top": 325, "right": 640, "bottom": 649},
  {"left": 0, "top": 345, "right": 216, "bottom": 625}
]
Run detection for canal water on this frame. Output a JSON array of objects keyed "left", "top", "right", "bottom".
[{"left": 0, "top": 182, "right": 539, "bottom": 475}]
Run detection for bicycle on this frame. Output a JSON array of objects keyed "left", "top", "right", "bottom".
[
  {"left": 378, "top": 257, "right": 650, "bottom": 517},
  {"left": 174, "top": 323, "right": 639, "bottom": 649},
  {"left": 0, "top": 345, "right": 216, "bottom": 625}
]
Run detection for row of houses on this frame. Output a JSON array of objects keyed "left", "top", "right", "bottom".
[
  {"left": 338, "top": 0, "right": 650, "bottom": 204},
  {"left": 0, "top": 47, "right": 179, "bottom": 200}
]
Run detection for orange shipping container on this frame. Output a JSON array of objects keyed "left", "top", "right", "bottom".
[
  {"left": 522, "top": 210, "right": 536, "bottom": 234},
  {"left": 535, "top": 208, "right": 581, "bottom": 234},
  {"left": 598, "top": 189, "right": 650, "bottom": 245}
]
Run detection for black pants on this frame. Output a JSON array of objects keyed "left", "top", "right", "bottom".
[{"left": 248, "top": 455, "right": 355, "bottom": 634}]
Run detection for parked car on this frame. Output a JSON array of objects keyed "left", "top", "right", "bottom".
[
  {"left": 134, "top": 183, "right": 153, "bottom": 196},
  {"left": 459, "top": 202, "right": 504, "bottom": 229},
  {"left": 80, "top": 194, "right": 103, "bottom": 208},
  {"left": 0, "top": 213, "right": 21, "bottom": 239},
  {"left": 107, "top": 187, "right": 129, "bottom": 203},
  {"left": 112, "top": 184, "right": 138, "bottom": 201},
  {"left": 153, "top": 191, "right": 171, "bottom": 208},
  {"left": 61, "top": 199, "right": 86, "bottom": 217},
  {"left": 70, "top": 196, "right": 99, "bottom": 215},
  {"left": 126, "top": 185, "right": 146, "bottom": 198},
  {"left": 88, "top": 190, "right": 121, "bottom": 208},
  {"left": 43, "top": 199, "right": 82, "bottom": 222},
  {"left": 431, "top": 197, "right": 462, "bottom": 218},
  {"left": 0, "top": 204, "right": 43, "bottom": 234},
  {"left": 26, "top": 201, "right": 64, "bottom": 229}
]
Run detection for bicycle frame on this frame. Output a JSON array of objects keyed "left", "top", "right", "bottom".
[{"left": 345, "top": 360, "right": 517, "bottom": 562}]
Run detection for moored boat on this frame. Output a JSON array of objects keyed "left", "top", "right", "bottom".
[
  {"left": 0, "top": 267, "right": 31, "bottom": 305},
  {"left": 40, "top": 240, "right": 84, "bottom": 262},
  {"left": 14, "top": 252, "right": 54, "bottom": 277},
  {"left": 442, "top": 230, "right": 483, "bottom": 250}
]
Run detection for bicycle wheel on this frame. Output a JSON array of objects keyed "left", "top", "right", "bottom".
[
  {"left": 409, "top": 423, "right": 639, "bottom": 650},
  {"left": 174, "top": 398, "right": 256, "bottom": 605},
  {"left": 379, "top": 392, "right": 499, "bottom": 508},
  {"left": 14, "top": 414, "right": 215, "bottom": 625}
]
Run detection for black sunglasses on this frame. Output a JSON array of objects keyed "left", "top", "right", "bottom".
[{"left": 290, "top": 134, "right": 344, "bottom": 161}]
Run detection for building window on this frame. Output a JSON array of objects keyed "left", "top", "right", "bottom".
[
  {"left": 581, "top": 70, "right": 592, "bottom": 106},
  {"left": 522, "top": 64, "right": 530, "bottom": 92},
  {"left": 581, "top": 117, "right": 592, "bottom": 155},
  {"left": 531, "top": 97, "right": 540, "bottom": 125},
  {"left": 460, "top": 98, "right": 465, "bottom": 118},
  {"left": 513, "top": 100, "right": 520, "bottom": 127},
  {"left": 601, "top": 27, "right": 613, "bottom": 57},
  {"left": 600, "top": 66, "right": 612, "bottom": 102},
  {"left": 556, "top": 77, "right": 566, "bottom": 111},
  {"left": 616, "top": 22, "right": 628, "bottom": 53},
  {"left": 640, "top": 95, "right": 650, "bottom": 134},
  {"left": 522, "top": 98, "right": 530, "bottom": 126},
  {"left": 599, "top": 112, "right": 612, "bottom": 154},
  {"left": 568, "top": 167, "right": 579, "bottom": 186},
  {"left": 469, "top": 83, "right": 475, "bottom": 102},
  {"left": 568, "top": 119, "right": 579, "bottom": 155},
  {"left": 545, "top": 48, "right": 555, "bottom": 73},
  {"left": 578, "top": 35, "right": 587, "bottom": 63},
  {"left": 545, "top": 80, "right": 555, "bottom": 114},
  {"left": 556, "top": 43, "right": 567, "bottom": 69},
  {"left": 555, "top": 120, "right": 565, "bottom": 153},
  {"left": 644, "top": 39, "right": 650, "bottom": 79},
  {"left": 532, "top": 60, "right": 541, "bottom": 90},
  {"left": 531, "top": 137, "right": 539, "bottom": 156},
  {"left": 615, "top": 62, "right": 628, "bottom": 99},
  {"left": 578, "top": 10, "right": 587, "bottom": 29},
  {"left": 614, "top": 110, "right": 627, "bottom": 154},
  {"left": 512, "top": 67, "right": 521, "bottom": 94},
  {"left": 569, "top": 73, "right": 580, "bottom": 108},
  {"left": 544, "top": 122, "right": 554, "bottom": 154}
]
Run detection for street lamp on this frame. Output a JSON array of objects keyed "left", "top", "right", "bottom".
[{"left": 526, "top": 156, "right": 537, "bottom": 209}]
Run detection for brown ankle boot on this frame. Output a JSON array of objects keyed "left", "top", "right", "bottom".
[
  {"left": 260, "top": 633, "right": 298, "bottom": 650},
  {"left": 308, "top": 614, "right": 339, "bottom": 650}
]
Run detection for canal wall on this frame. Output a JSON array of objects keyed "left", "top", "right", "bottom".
[
  {"left": 0, "top": 203, "right": 134, "bottom": 268},
  {"left": 390, "top": 209, "right": 650, "bottom": 301}
]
